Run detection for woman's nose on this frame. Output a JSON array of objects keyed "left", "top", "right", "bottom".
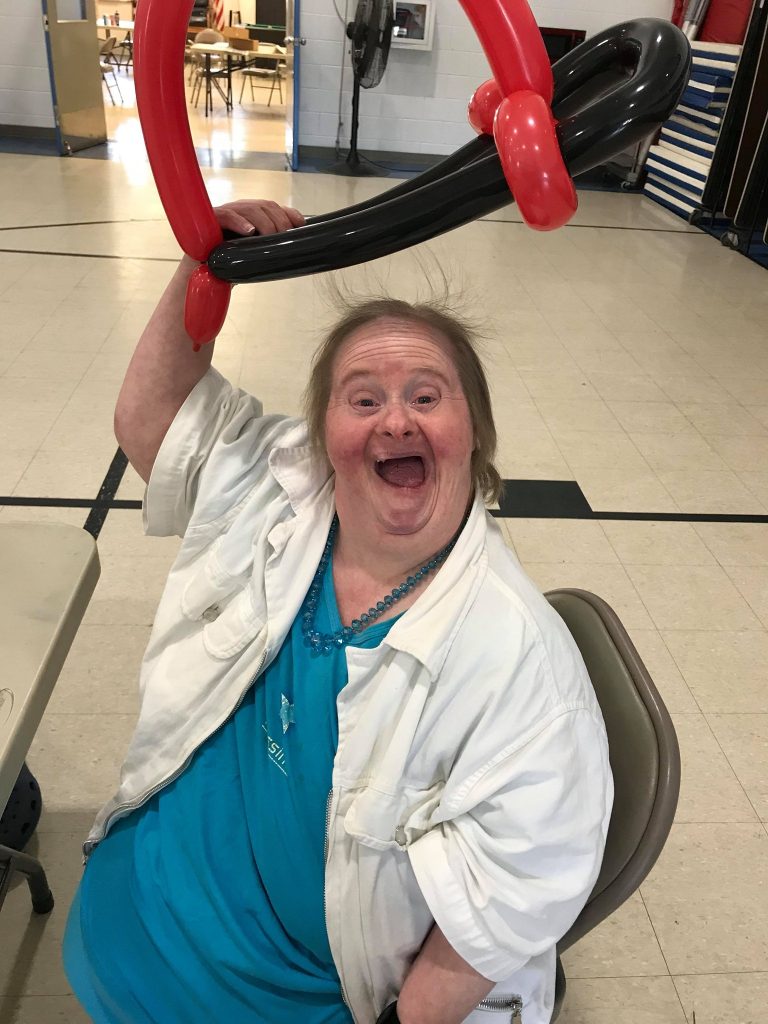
[{"left": 379, "top": 401, "right": 414, "bottom": 437}]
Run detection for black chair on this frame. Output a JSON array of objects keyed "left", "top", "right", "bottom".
[{"left": 545, "top": 589, "right": 681, "bottom": 1020}]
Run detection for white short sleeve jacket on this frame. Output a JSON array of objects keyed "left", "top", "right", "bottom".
[{"left": 86, "top": 369, "right": 613, "bottom": 1024}]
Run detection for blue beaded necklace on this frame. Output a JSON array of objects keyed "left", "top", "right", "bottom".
[{"left": 301, "top": 515, "right": 458, "bottom": 656}]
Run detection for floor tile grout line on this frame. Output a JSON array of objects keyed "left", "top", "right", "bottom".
[
  {"left": 637, "top": 888, "right": 676, "bottom": 977},
  {"left": 694, "top": 713, "right": 767, "bottom": 827},
  {"left": 654, "top": 632, "right": 707, "bottom": 719},
  {"left": 723, "top": 568, "right": 768, "bottom": 631}
]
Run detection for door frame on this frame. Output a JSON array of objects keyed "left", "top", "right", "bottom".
[{"left": 286, "top": 0, "right": 301, "bottom": 170}]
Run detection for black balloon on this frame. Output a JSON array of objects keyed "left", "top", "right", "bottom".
[{"left": 208, "top": 19, "right": 690, "bottom": 285}]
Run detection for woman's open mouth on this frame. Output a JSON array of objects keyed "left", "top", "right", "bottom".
[{"left": 375, "top": 456, "right": 426, "bottom": 489}]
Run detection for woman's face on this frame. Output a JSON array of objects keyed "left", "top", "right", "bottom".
[{"left": 324, "top": 318, "right": 475, "bottom": 546}]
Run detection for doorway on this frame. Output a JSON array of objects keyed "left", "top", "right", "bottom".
[{"left": 94, "top": 0, "right": 296, "bottom": 171}]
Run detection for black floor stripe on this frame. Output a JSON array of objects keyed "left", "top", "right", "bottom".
[
  {"left": 0, "top": 218, "right": 163, "bottom": 233},
  {"left": 4, "top": 476, "right": 767, "bottom": 525},
  {"left": 499, "top": 480, "right": 593, "bottom": 518},
  {"left": 2, "top": 496, "right": 141, "bottom": 509},
  {"left": 0, "top": 246, "right": 176, "bottom": 262},
  {"left": 83, "top": 448, "right": 132, "bottom": 539},
  {"left": 479, "top": 218, "right": 701, "bottom": 234},
  {"left": 492, "top": 479, "right": 768, "bottom": 523}
]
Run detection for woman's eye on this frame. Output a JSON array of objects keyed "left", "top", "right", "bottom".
[
  {"left": 414, "top": 394, "right": 436, "bottom": 406},
  {"left": 355, "top": 397, "right": 377, "bottom": 408}
]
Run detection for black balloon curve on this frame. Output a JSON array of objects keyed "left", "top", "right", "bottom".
[{"left": 209, "top": 19, "right": 691, "bottom": 285}]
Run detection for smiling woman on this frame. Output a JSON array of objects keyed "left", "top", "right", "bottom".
[{"left": 65, "top": 199, "right": 614, "bottom": 1024}]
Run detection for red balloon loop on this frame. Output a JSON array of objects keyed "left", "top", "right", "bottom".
[
  {"left": 493, "top": 91, "right": 577, "bottom": 231},
  {"left": 134, "top": 0, "right": 224, "bottom": 340},
  {"left": 459, "top": 0, "right": 553, "bottom": 103},
  {"left": 185, "top": 267, "right": 232, "bottom": 350},
  {"left": 468, "top": 79, "right": 503, "bottom": 136}
]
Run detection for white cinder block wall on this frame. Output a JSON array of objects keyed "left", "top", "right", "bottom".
[
  {"left": 0, "top": 3, "right": 55, "bottom": 130},
  {"left": 298, "top": 0, "right": 674, "bottom": 156}
]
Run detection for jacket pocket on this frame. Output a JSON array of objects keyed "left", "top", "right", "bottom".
[
  {"left": 343, "top": 781, "right": 445, "bottom": 851},
  {"left": 200, "top": 586, "right": 266, "bottom": 660}
]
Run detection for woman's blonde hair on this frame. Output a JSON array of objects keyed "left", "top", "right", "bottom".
[{"left": 303, "top": 295, "right": 502, "bottom": 504}]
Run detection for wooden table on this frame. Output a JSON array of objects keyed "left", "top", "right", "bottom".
[
  {"left": 96, "top": 18, "right": 134, "bottom": 33},
  {"left": 189, "top": 43, "right": 285, "bottom": 117},
  {"left": 0, "top": 523, "right": 100, "bottom": 817}
]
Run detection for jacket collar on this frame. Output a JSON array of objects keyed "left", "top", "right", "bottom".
[
  {"left": 268, "top": 421, "right": 333, "bottom": 517},
  {"left": 379, "top": 494, "right": 488, "bottom": 679}
]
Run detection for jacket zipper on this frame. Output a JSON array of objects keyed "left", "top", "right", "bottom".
[
  {"left": 323, "top": 788, "right": 333, "bottom": 919},
  {"left": 323, "top": 788, "right": 353, "bottom": 1012},
  {"left": 478, "top": 995, "right": 523, "bottom": 1022},
  {"left": 83, "top": 648, "right": 269, "bottom": 864}
]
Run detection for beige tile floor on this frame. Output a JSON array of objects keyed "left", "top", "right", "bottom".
[
  {"left": 102, "top": 62, "right": 288, "bottom": 159},
  {"left": 1, "top": 140, "right": 767, "bottom": 1024}
]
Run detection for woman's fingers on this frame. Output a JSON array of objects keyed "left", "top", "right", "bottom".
[
  {"left": 214, "top": 200, "right": 305, "bottom": 237},
  {"left": 285, "top": 205, "right": 306, "bottom": 228},
  {"left": 215, "top": 208, "right": 258, "bottom": 236},
  {"left": 259, "top": 200, "right": 296, "bottom": 234}
]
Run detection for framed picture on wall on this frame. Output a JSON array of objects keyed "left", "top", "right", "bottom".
[{"left": 391, "top": 0, "right": 435, "bottom": 51}]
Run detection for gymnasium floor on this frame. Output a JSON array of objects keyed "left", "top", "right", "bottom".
[{"left": 0, "top": 147, "right": 767, "bottom": 1024}]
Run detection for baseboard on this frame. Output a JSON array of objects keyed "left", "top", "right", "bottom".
[
  {"left": 0, "top": 124, "right": 57, "bottom": 140},
  {"left": 298, "top": 146, "right": 442, "bottom": 178}
]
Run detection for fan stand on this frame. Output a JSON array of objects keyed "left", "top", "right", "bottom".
[{"left": 331, "top": 74, "right": 383, "bottom": 177}]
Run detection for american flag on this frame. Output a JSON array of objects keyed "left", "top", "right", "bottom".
[{"left": 212, "top": 0, "right": 225, "bottom": 30}]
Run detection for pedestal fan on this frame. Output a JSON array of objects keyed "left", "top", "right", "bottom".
[{"left": 334, "top": 0, "right": 394, "bottom": 175}]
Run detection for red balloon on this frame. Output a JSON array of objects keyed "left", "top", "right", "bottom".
[
  {"left": 468, "top": 79, "right": 503, "bottom": 135},
  {"left": 459, "top": 0, "right": 553, "bottom": 103},
  {"left": 185, "top": 267, "right": 232, "bottom": 352},
  {"left": 134, "top": 0, "right": 230, "bottom": 346},
  {"left": 493, "top": 91, "right": 577, "bottom": 231}
]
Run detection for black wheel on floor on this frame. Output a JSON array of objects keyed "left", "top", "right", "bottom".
[
  {"left": 0, "top": 762, "right": 42, "bottom": 851},
  {"left": 689, "top": 208, "right": 703, "bottom": 227}
]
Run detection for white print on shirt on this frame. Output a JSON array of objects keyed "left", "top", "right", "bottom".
[{"left": 262, "top": 723, "right": 288, "bottom": 776}]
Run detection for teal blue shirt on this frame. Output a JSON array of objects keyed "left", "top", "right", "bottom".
[{"left": 64, "top": 553, "right": 400, "bottom": 1024}]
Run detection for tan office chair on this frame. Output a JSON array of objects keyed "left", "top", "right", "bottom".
[
  {"left": 545, "top": 589, "right": 681, "bottom": 1020},
  {"left": 99, "top": 36, "right": 123, "bottom": 105}
]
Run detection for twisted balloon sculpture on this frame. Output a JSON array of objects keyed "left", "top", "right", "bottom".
[{"left": 133, "top": 0, "right": 690, "bottom": 349}]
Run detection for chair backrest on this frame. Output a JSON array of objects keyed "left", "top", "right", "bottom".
[
  {"left": 195, "top": 28, "right": 225, "bottom": 43},
  {"left": 99, "top": 35, "right": 117, "bottom": 55},
  {"left": 545, "top": 589, "right": 680, "bottom": 953}
]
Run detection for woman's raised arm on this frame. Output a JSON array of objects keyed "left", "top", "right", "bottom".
[{"left": 114, "top": 199, "right": 304, "bottom": 483}]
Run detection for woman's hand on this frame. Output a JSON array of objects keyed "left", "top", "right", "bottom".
[
  {"left": 178, "top": 199, "right": 305, "bottom": 274},
  {"left": 214, "top": 198, "right": 305, "bottom": 237}
]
